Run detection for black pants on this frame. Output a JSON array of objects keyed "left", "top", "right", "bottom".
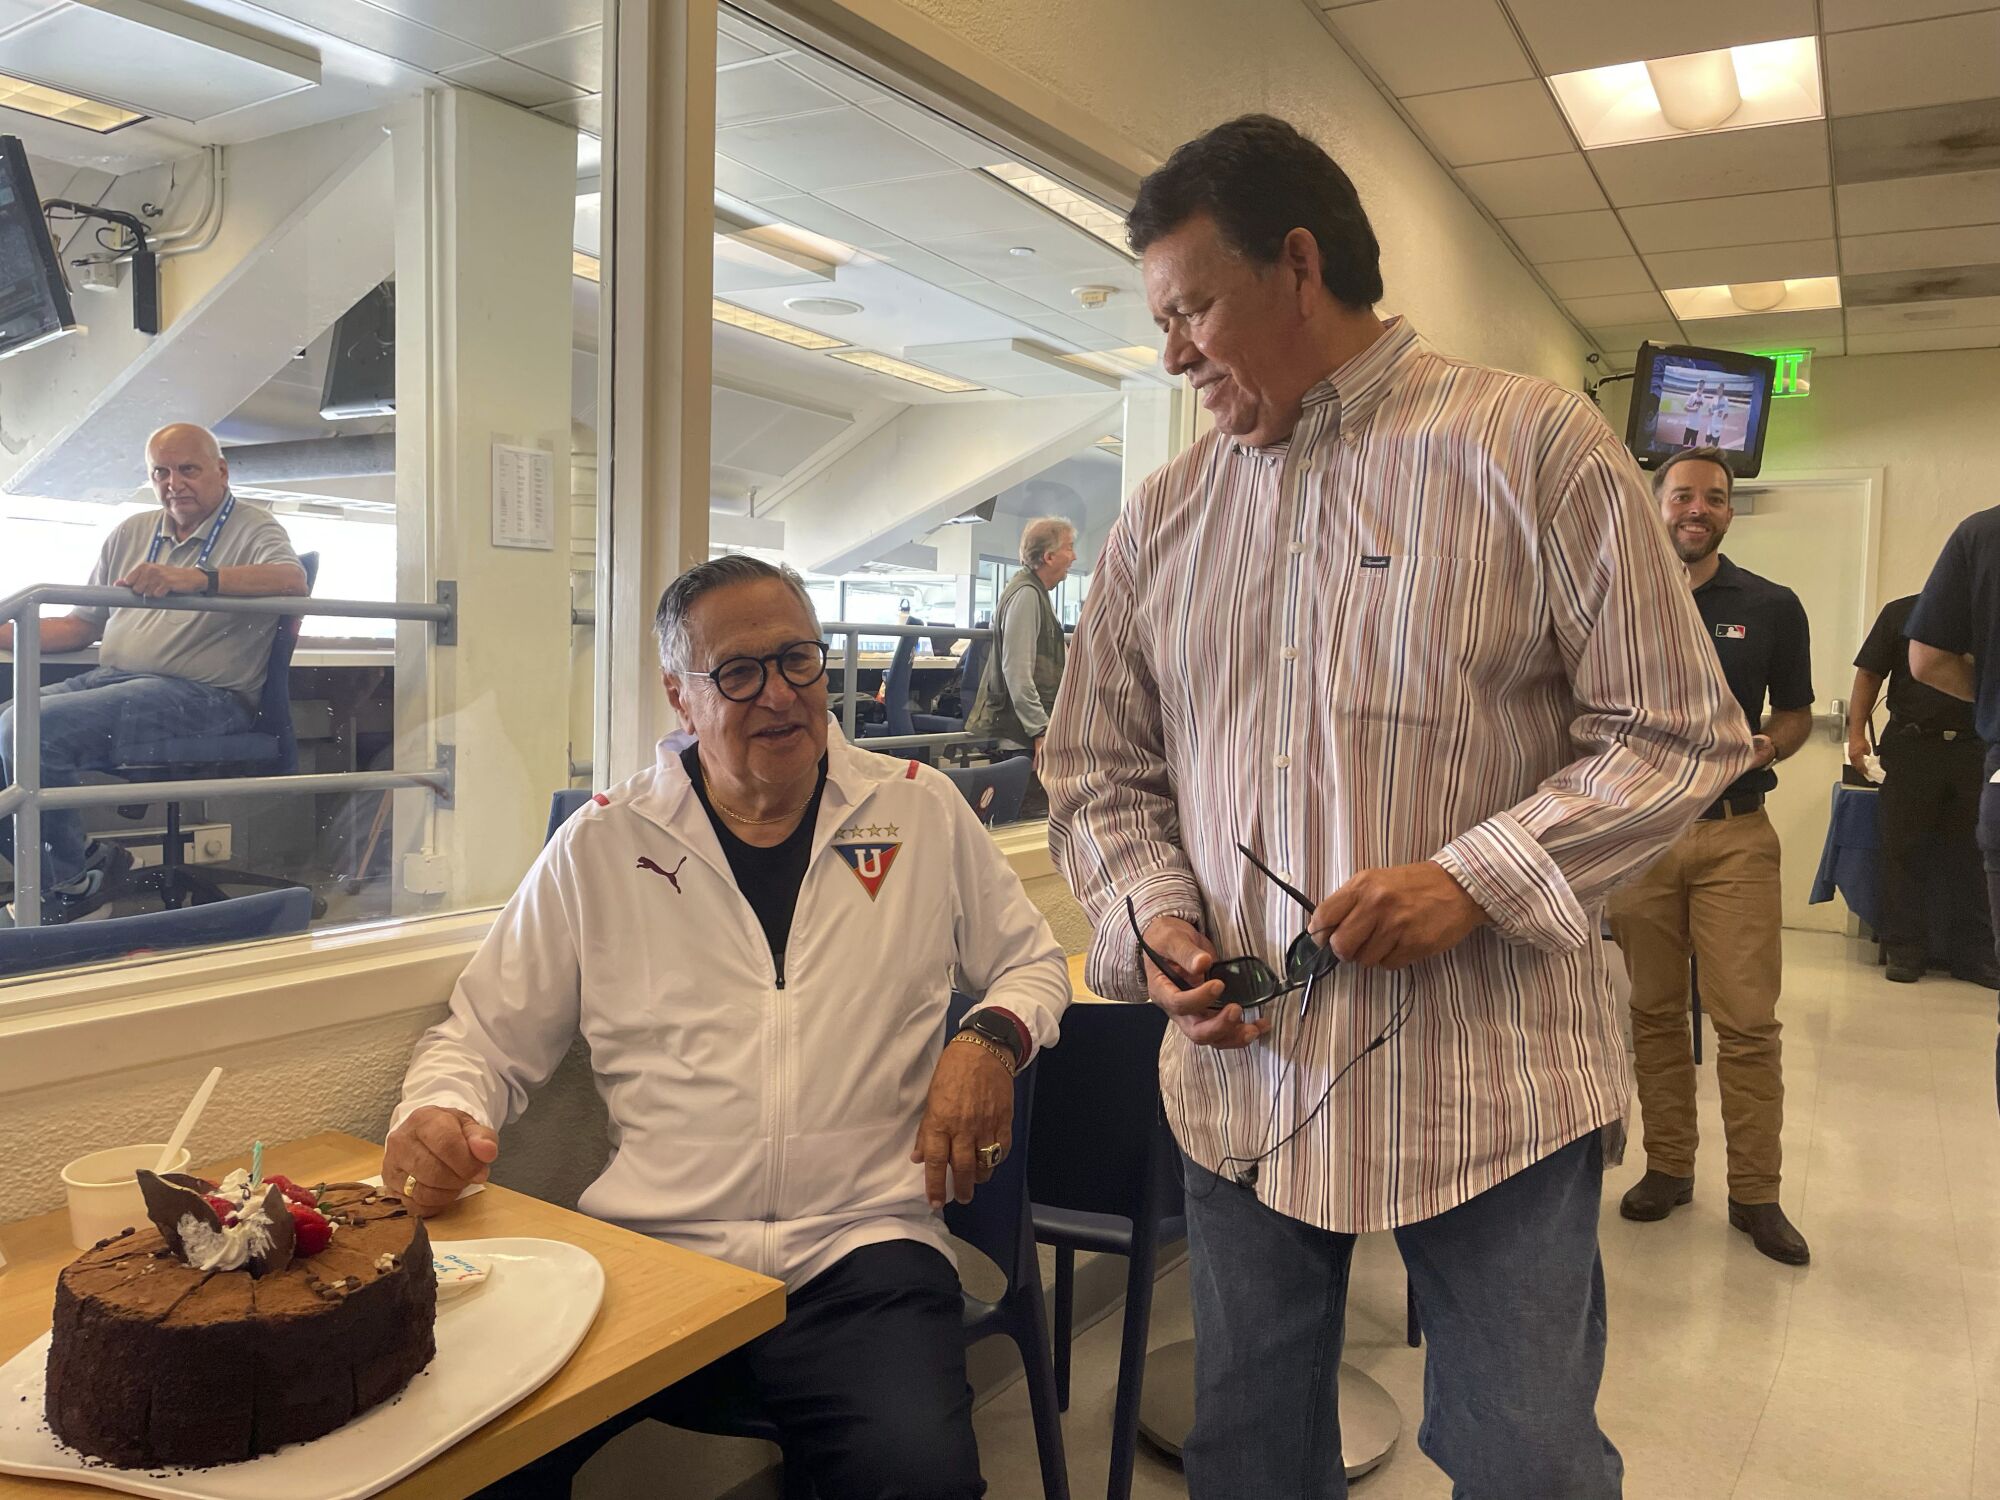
[
  {"left": 1981, "top": 745, "right": 2000, "bottom": 1112},
  {"left": 1879, "top": 730, "right": 1994, "bottom": 971},
  {"left": 473, "top": 1241, "right": 983, "bottom": 1500}
]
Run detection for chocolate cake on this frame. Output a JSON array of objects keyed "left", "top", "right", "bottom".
[{"left": 44, "top": 1181, "right": 437, "bottom": 1469}]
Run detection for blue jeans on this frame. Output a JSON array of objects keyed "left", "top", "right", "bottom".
[
  {"left": 1182, "top": 1131, "right": 1622, "bottom": 1500},
  {"left": 1, "top": 668, "right": 251, "bottom": 887}
]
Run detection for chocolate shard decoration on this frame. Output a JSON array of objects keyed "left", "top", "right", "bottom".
[
  {"left": 136, "top": 1170, "right": 220, "bottom": 1263},
  {"left": 250, "top": 1183, "right": 295, "bottom": 1278}
]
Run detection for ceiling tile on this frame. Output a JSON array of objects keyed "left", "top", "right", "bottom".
[
  {"left": 1845, "top": 294, "right": 2000, "bottom": 333},
  {"left": 861, "top": 95, "right": 1000, "bottom": 169},
  {"left": 931, "top": 224, "right": 1133, "bottom": 281},
  {"left": 1644, "top": 239, "right": 1839, "bottom": 288},
  {"left": 537, "top": 95, "right": 600, "bottom": 135},
  {"left": 863, "top": 241, "right": 986, "bottom": 287},
  {"left": 1831, "top": 99, "right": 2000, "bottom": 184},
  {"left": 1588, "top": 320, "right": 1687, "bottom": 352},
  {"left": 982, "top": 268, "right": 1145, "bottom": 320},
  {"left": 951, "top": 282, "right": 1055, "bottom": 320},
  {"left": 1028, "top": 304, "right": 1161, "bottom": 347},
  {"left": 0, "top": 0, "right": 61, "bottom": 34},
  {"left": 1617, "top": 188, "right": 1834, "bottom": 254},
  {"left": 715, "top": 152, "right": 799, "bottom": 203},
  {"left": 718, "top": 12, "right": 780, "bottom": 56},
  {"left": 1590, "top": 122, "right": 1829, "bottom": 207},
  {"left": 1837, "top": 171, "right": 2000, "bottom": 237},
  {"left": 716, "top": 57, "right": 844, "bottom": 128},
  {"left": 251, "top": 0, "right": 481, "bottom": 72},
  {"left": 505, "top": 26, "right": 602, "bottom": 93},
  {"left": 1458, "top": 153, "right": 1606, "bottom": 217},
  {"left": 820, "top": 171, "right": 1051, "bottom": 241},
  {"left": 362, "top": 0, "right": 598, "bottom": 52},
  {"left": 1842, "top": 225, "right": 2000, "bottom": 275},
  {"left": 1403, "top": 80, "right": 1573, "bottom": 166},
  {"left": 755, "top": 193, "right": 905, "bottom": 250},
  {"left": 1565, "top": 290, "right": 1674, "bottom": 326},
  {"left": 1327, "top": 0, "right": 1534, "bottom": 95},
  {"left": 1499, "top": 210, "right": 1632, "bottom": 261},
  {"left": 717, "top": 33, "right": 764, "bottom": 68},
  {"left": 1845, "top": 326, "right": 2000, "bottom": 353},
  {"left": 1502, "top": 0, "right": 1816, "bottom": 76},
  {"left": 1679, "top": 308, "right": 1846, "bottom": 343},
  {"left": 1825, "top": 12, "right": 2000, "bottom": 117},
  {"left": 779, "top": 51, "right": 889, "bottom": 105},
  {"left": 1823, "top": 0, "right": 2000, "bottom": 27},
  {"left": 1843, "top": 262, "right": 2000, "bottom": 304},
  {"left": 1540, "top": 256, "right": 1656, "bottom": 297},
  {"left": 720, "top": 106, "right": 957, "bottom": 191},
  {"left": 438, "top": 55, "right": 583, "bottom": 110}
]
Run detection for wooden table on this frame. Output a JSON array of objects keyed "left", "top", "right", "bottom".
[{"left": 0, "top": 1131, "right": 785, "bottom": 1499}]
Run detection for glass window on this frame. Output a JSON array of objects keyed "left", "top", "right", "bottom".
[
  {"left": 1, "top": 12, "right": 612, "bottom": 976},
  {"left": 708, "top": 8, "right": 1171, "bottom": 826}
]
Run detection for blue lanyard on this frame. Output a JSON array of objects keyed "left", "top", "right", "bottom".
[{"left": 146, "top": 489, "right": 236, "bottom": 570}]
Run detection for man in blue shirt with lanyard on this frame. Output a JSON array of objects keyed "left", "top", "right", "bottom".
[
  {"left": 1906, "top": 504, "right": 2000, "bottom": 1106},
  {"left": 1, "top": 423, "right": 306, "bottom": 922}
]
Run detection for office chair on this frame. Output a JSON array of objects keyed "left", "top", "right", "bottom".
[{"left": 115, "top": 553, "right": 322, "bottom": 912}]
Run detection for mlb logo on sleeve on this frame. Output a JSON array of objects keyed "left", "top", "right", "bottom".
[{"left": 1717, "top": 624, "right": 1748, "bottom": 639}]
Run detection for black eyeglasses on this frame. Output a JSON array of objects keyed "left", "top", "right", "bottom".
[
  {"left": 702, "top": 639, "right": 829, "bottom": 703},
  {"left": 1127, "top": 843, "right": 1336, "bottom": 1018}
]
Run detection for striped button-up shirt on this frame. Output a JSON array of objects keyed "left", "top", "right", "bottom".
[{"left": 1044, "top": 318, "right": 1753, "bottom": 1232}]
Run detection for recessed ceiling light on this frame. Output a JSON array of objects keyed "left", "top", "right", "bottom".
[
  {"left": 1662, "top": 277, "right": 1840, "bottom": 320},
  {"left": 828, "top": 350, "right": 983, "bottom": 393},
  {"left": 784, "top": 296, "right": 863, "bottom": 316},
  {"left": 982, "top": 163, "right": 1133, "bottom": 258},
  {"left": 1547, "top": 37, "right": 1821, "bottom": 150},
  {"left": 0, "top": 71, "right": 146, "bottom": 133},
  {"left": 712, "top": 299, "right": 848, "bottom": 351},
  {"left": 1007, "top": 245, "right": 1037, "bottom": 259}
]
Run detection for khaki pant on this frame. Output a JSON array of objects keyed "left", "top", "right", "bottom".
[{"left": 1607, "top": 808, "right": 1785, "bottom": 1203}]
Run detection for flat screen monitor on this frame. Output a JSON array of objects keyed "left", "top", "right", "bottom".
[
  {"left": 1624, "top": 343, "right": 1777, "bottom": 478},
  {"left": 0, "top": 135, "right": 77, "bottom": 360},
  {"left": 320, "top": 281, "right": 395, "bottom": 419}
]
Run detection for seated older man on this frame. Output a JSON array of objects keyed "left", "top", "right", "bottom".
[
  {"left": 385, "top": 555, "right": 1070, "bottom": 1500},
  {"left": 1, "top": 423, "right": 306, "bottom": 922}
]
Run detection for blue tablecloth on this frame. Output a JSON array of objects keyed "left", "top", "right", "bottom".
[{"left": 1810, "top": 782, "right": 1880, "bottom": 929}]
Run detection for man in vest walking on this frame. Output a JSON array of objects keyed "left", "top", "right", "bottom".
[{"left": 967, "top": 516, "right": 1076, "bottom": 818}]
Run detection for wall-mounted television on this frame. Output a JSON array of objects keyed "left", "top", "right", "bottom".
[
  {"left": 1623, "top": 343, "right": 1777, "bottom": 478},
  {"left": 0, "top": 135, "right": 78, "bottom": 360},
  {"left": 320, "top": 281, "right": 395, "bottom": 419}
]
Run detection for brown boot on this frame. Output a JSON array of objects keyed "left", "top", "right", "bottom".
[
  {"left": 1619, "top": 1169, "right": 1695, "bottom": 1221},
  {"left": 1729, "top": 1200, "right": 1809, "bottom": 1264}
]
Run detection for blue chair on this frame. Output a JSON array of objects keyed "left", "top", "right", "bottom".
[
  {"left": 0, "top": 886, "right": 312, "bottom": 977},
  {"left": 114, "top": 553, "right": 321, "bottom": 910},
  {"left": 944, "top": 758, "right": 1032, "bottom": 827},
  {"left": 546, "top": 788, "right": 591, "bottom": 845},
  {"left": 861, "top": 634, "right": 961, "bottom": 760},
  {"left": 674, "top": 994, "right": 1071, "bottom": 1500},
  {"left": 1028, "top": 1001, "right": 1184, "bottom": 1500}
]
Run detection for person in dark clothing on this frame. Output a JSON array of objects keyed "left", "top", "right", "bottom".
[
  {"left": 1906, "top": 505, "right": 2000, "bottom": 1108},
  {"left": 1848, "top": 595, "right": 1999, "bottom": 987}
]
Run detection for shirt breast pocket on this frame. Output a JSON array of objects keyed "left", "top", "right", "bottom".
[{"left": 1330, "top": 554, "right": 1485, "bottom": 729}]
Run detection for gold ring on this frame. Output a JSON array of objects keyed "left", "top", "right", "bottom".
[
  {"left": 977, "top": 1143, "right": 1004, "bottom": 1171},
  {"left": 401, "top": 1173, "right": 418, "bottom": 1198}
]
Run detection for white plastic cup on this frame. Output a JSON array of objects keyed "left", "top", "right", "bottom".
[{"left": 60, "top": 1144, "right": 193, "bottom": 1250}]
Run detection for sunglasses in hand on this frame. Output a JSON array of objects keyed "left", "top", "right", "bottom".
[{"left": 1126, "top": 844, "right": 1337, "bottom": 1019}]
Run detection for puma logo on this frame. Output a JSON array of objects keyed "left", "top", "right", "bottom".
[{"left": 636, "top": 855, "right": 687, "bottom": 893}]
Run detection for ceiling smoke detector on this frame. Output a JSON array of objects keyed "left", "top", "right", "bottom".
[{"left": 1072, "top": 285, "right": 1116, "bottom": 310}]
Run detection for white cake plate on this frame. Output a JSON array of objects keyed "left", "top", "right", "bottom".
[{"left": 0, "top": 1236, "right": 603, "bottom": 1500}]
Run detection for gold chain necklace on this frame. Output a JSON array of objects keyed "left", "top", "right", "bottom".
[{"left": 700, "top": 766, "right": 815, "bottom": 826}]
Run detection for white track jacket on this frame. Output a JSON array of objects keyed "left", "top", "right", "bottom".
[{"left": 393, "top": 728, "right": 1071, "bottom": 1288}]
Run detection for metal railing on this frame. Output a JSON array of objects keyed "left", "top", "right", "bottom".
[
  {"left": 822, "top": 619, "right": 991, "bottom": 751},
  {"left": 3, "top": 583, "right": 454, "bottom": 928}
]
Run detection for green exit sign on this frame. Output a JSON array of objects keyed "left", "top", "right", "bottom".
[{"left": 1756, "top": 348, "right": 1813, "bottom": 398}]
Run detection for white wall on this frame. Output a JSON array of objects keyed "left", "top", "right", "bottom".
[
  {"left": 882, "top": 0, "right": 1592, "bottom": 387},
  {"left": 1600, "top": 347, "right": 2000, "bottom": 611}
]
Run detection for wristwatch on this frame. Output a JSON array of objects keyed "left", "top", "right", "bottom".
[
  {"left": 201, "top": 567, "right": 219, "bottom": 596},
  {"left": 954, "top": 1008, "right": 1026, "bottom": 1072}
]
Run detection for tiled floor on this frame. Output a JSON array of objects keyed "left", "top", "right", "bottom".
[{"left": 975, "top": 931, "right": 2000, "bottom": 1500}]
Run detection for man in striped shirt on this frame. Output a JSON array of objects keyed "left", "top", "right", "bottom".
[{"left": 1044, "top": 116, "right": 1752, "bottom": 1498}]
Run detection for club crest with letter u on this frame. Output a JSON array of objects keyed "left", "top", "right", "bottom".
[{"left": 835, "top": 841, "right": 902, "bottom": 900}]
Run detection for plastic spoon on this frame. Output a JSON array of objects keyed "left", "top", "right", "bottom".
[{"left": 155, "top": 1066, "right": 223, "bottom": 1176}]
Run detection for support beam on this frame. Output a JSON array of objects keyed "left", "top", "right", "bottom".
[{"left": 766, "top": 392, "right": 1122, "bottom": 576}]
